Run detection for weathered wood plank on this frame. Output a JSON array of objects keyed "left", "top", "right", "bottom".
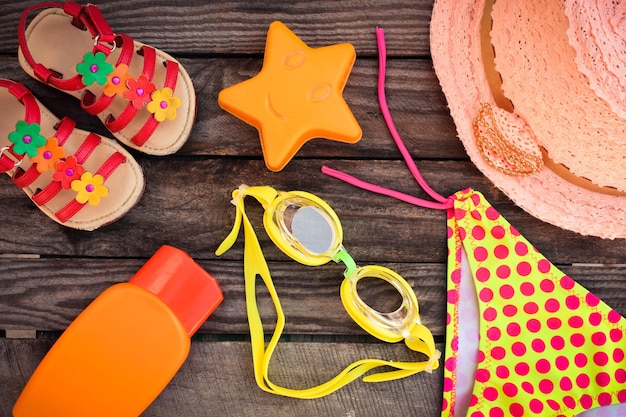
[
  {"left": 1, "top": 257, "right": 624, "bottom": 335},
  {"left": 0, "top": 0, "right": 434, "bottom": 56},
  {"left": 2, "top": 338, "right": 445, "bottom": 417}
]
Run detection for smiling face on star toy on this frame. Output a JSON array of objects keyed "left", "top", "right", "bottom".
[{"left": 218, "top": 21, "right": 362, "bottom": 172}]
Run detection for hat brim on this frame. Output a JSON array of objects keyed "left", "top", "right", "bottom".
[{"left": 430, "top": 0, "right": 626, "bottom": 239}]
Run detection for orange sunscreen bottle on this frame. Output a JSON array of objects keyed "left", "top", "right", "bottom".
[{"left": 13, "top": 245, "right": 223, "bottom": 417}]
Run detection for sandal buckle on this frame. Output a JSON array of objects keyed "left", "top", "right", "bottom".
[{"left": 82, "top": 4, "right": 116, "bottom": 45}]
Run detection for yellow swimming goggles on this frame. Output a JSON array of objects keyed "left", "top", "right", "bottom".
[{"left": 216, "top": 185, "right": 440, "bottom": 399}]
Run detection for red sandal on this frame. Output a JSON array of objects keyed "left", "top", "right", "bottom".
[
  {"left": 1, "top": 79, "right": 144, "bottom": 230},
  {"left": 17, "top": 2, "right": 196, "bottom": 156}
]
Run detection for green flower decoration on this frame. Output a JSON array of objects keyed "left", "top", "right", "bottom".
[
  {"left": 76, "top": 52, "right": 114, "bottom": 86},
  {"left": 8, "top": 121, "right": 47, "bottom": 157}
]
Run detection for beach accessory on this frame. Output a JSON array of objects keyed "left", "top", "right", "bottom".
[
  {"left": 13, "top": 245, "right": 223, "bottom": 417},
  {"left": 18, "top": 2, "right": 196, "bottom": 155},
  {"left": 218, "top": 21, "right": 362, "bottom": 172},
  {"left": 323, "top": 27, "right": 626, "bottom": 417},
  {"left": 215, "top": 184, "right": 440, "bottom": 398},
  {"left": 1, "top": 79, "right": 143, "bottom": 230},
  {"left": 429, "top": 0, "right": 626, "bottom": 239}
]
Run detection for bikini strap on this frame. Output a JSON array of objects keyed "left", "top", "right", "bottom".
[{"left": 322, "top": 27, "right": 453, "bottom": 211}]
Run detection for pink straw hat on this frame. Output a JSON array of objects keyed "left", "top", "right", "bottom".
[{"left": 430, "top": 0, "right": 626, "bottom": 239}]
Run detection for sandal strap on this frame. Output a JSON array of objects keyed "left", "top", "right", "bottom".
[
  {"left": 55, "top": 151, "right": 126, "bottom": 223},
  {"left": 0, "top": 80, "right": 40, "bottom": 173},
  {"left": 19, "top": 2, "right": 115, "bottom": 90}
]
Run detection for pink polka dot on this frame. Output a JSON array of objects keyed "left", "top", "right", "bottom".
[
  {"left": 496, "top": 265, "right": 511, "bottom": 279},
  {"left": 509, "top": 225, "right": 520, "bottom": 236},
  {"left": 614, "top": 348, "right": 625, "bottom": 362},
  {"left": 450, "top": 269, "right": 461, "bottom": 284},
  {"left": 545, "top": 298, "right": 560, "bottom": 313},
  {"left": 516, "top": 261, "right": 531, "bottom": 276},
  {"left": 443, "top": 377, "right": 453, "bottom": 392},
  {"left": 563, "top": 396, "right": 576, "bottom": 409},
  {"left": 520, "top": 282, "right": 535, "bottom": 296},
  {"left": 616, "top": 368, "right": 626, "bottom": 383},
  {"left": 484, "top": 307, "right": 497, "bottom": 322},
  {"left": 470, "top": 411, "right": 483, "bottom": 417},
  {"left": 568, "top": 316, "right": 583, "bottom": 328},
  {"left": 471, "top": 193, "right": 481, "bottom": 206},
  {"left": 476, "top": 368, "right": 491, "bottom": 383},
  {"left": 576, "top": 373, "right": 590, "bottom": 389},
  {"left": 547, "top": 318, "right": 562, "bottom": 330},
  {"left": 612, "top": 329, "right": 624, "bottom": 343},
  {"left": 539, "top": 379, "right": 554, "bottom": 394},
  {"left": 586, "top": 293, "right": 600, "bottom": 307},
  {"left": 477, "top": 350, "right": 485, "bottom": 363},
  {"left": 447, "top": 289, "right": 459, "bottom": 304},
  {"left": 503, "top": 304, "right": 518, "bottom": 317},
  {"left": 486, "top": 206, "right": 500, "bottom": 220},
  {"left": 524, "top": 302, "right": 538, "bottom": 314},
  {"left": 560, "top": 276, "right": 575, "bottom": 290},
  {"left": 594, "top": 352, "right": 609, "bottom": 366},
  {"left": 521, "top": 381, "right": 534, "bottom": 394},
  {"left": 596, "top": 372, "right": 611, "bottom": 387},
  {"left": 451, "top": 336, "right": 459, "bottom": 351},
  {"left": 471, "top": 210, "right": 482, "bottom": 220},
  {"left": 494, "top": 245, "right": 509, "bottom": 259},
  {"left": 491, "top": 225, "right": 505, "bottom": 239},
  {"left": 599, "top": 392, "right": 613, "bottom": 406},
  {"left": 537, "top": 259, "right": 551, "bottom": 273},
  {"left": 491, "top": 347, "right": 506, "bottom": 360},
  {"left": 571, "top": 333, "right": 586, "bottom": 347},
  {"left": 454, "top": 208, "right": 466, "bottom": 220},
  {"left": 555, "top": 356, "right": 569, "bottom": 371},
  {"left": 547, "top": 400, "right": 560, "bottom": 411},
  {"left": 489, "top": 408, "right": 504, "bottom": 417},
  {"left": 479, "top": 288, "right": 494, "bottom": 302},
  {"left": 446, "top": 312, "right": 451, "bottom": 325},
  {"left": 565, "top": 295, "right": 580, "bottom": 310},
  {"left": 589, "top": 312, "right": 602, "bottom": 326},
  {"left": 470, "top": 395, "right": 478, "bottom": 407},
  {"left": 575, "top": 353, "right": 588, "bottom": 368},
  {"left": 609, "top": 309, "right": 622, "bottom": 324},
  {"left": 540, "top": 279, "right": 555, "bottom": 293},
  {"left": 536, "top": 359, "right": 551, "bottom": 374},
  {"left": 592, "top": 331, "right": 607, "bottom": 346},
  {"left": 472, "top": 225, "right": 486, "bottom": 240},
  {"left": 499, "top": 284, "right": 514, "bottom": 299},
  {"left": 515, "top": 362, "right": 529, "bottom": 376},
  {"left": 551, "top": 336, "right": 565, "bottom": 350},
  {"left": 487, "top": 327, "right": 501, "bottom": 341},
  {"left": 484, "top": 387, "right": 498, "bottom": 401},
  {"left": 532, "top": 338, "right": 546, "bottom": 353},
  {"left": 474, "top": 247, "right": 488, "bottom": 262},
  {"left": 507, "top": 323, "right": 521, "bottom": 337},
  {"left": 445, "top": 357, "right": 456, "bottom": 371},
  {"left": 503, "top": 382, "right": 518, "bottom": 397},
  {"left": 512, "top": 342, "right": 526, "bottom": 356},
  {"left": 514, "top": 241, "right": 528, "bottom": 256},
  {"left": 529, "top": 399, "right": 544, "bottom": 414},
  {"left": 496, "top": 366, "right": 510, "bottom": 379},
  {"left": 619, "top": 390, "right": 626, "bottom": 402},
  {"left": 560, "top": 376, "right": 573, "bottom": 391},
  {"left": 580, "top": 394, "right": 593, "bottom": 410},
  {"left": 509, "top": 403, "right": 524, "bottom": 417},
  {"left": 527, "top": 319, "right": 541, "bottom": 333},
  {"left": 476, "top": 267, "right": 490, "bottom": 282},
  {"left": 459, "top": 227, "right": 466, "bottom": 240},
  {"left": 447, "top": 226, "right": 454, "bottom": 239}
]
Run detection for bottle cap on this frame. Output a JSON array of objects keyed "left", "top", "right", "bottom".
[{"left": 129, "top": 245, "right": 223, "bottom": 336}]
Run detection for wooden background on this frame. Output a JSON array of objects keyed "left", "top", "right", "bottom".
[{"left": 0, "top": 1, "right": 625, "bottom": 416}]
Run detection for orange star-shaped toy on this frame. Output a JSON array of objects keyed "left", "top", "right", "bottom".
[{"left": 218, "top": 21, "right": 363, "bottom": 172}]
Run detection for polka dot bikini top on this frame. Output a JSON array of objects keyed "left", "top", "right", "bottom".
[{"left": 323, "top": 28, "right": 626, "bottom": 417}]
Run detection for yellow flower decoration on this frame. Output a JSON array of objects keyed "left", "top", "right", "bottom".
[
  {"left": 31, "top": 137, "right": 66, "bottom": 173},
  {"left": 147, "top": 88, "right": 181, "bottom": 122},
  {"left": 104, "top": 64, "right": 133, "bottom": 97},
  {"left": 71, "top": 172, "right": 109, "bottom": 206}
]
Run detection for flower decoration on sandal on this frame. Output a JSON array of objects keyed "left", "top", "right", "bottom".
[
  {"left": 72, "top": 172, "right": 108, "bottom": 205},
  {"left": 125, "top": 75, "right": 156, "bottom": 109},
  {"left": 8, "top": 121, "right": 46, "bottom": 157},
  {"left": 53, "top": 156, "right": 85, "bottom": 189},
  {"left": 7, "top": 120, "right": 108, "bottom": 206},
  {"left": 148, "top": 88, "right": 181, "bottom": 122},
  {"left": 31, "top": 137, "right": 66, "bottom": 173},
  {"left": 76, "top": 52, "right": 114, "bottom": 86},
  {"left": 104, "top": 64, "right": 132, "bottom": 98}
]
